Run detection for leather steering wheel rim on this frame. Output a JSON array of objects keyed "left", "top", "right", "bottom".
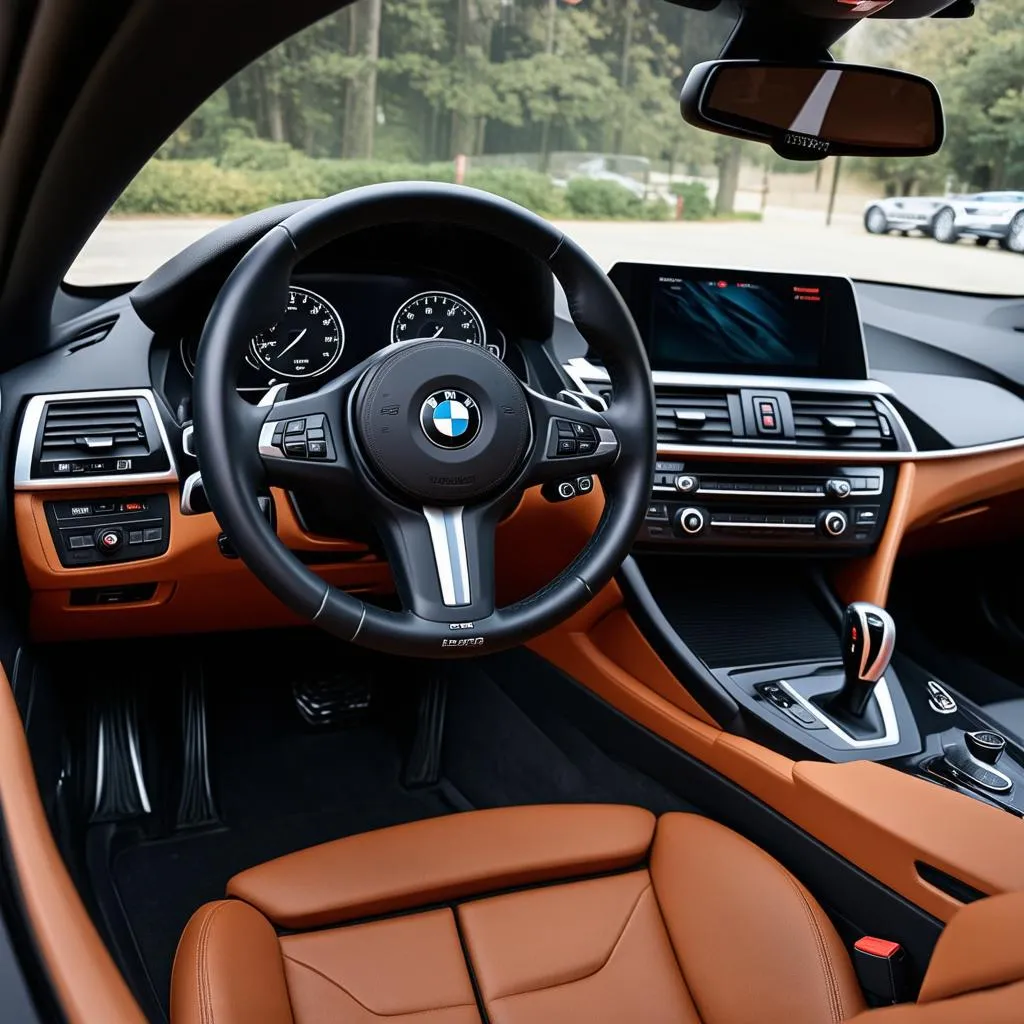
[{"left": 193, "top": 182, "right": 655, "bottom": 658}]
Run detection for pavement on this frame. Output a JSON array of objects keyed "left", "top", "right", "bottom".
[{"left": 68, "top": 206, "right": 1024, "bottom": 295}]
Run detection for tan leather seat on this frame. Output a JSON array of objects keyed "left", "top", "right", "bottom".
[{"left": 170, "top": 805, "right": 1024, "bottom": 1024}]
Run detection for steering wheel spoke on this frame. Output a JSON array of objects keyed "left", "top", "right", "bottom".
[
  {"left": 374, "top": 501, "right": 499, "bottom": 626},
  {"left": 255, "top": 379, "right": 358, "bottom": 495},
  {"left": 523, "top": 388, "right": 619, "bottom": 487}
]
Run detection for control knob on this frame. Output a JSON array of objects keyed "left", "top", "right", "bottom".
[
  {"left": 826, "top": 478, "right": 852, "bottom": 499},
  {"left": 674, "top": 474, "right": 699, "bottom": 495},
  {"left": 677, "top": 507, "right": 706, "bottom": 536},
  {"left": 821, "top": 511, "right": 848, "bottom": 538},
  {"left": 95, "top": 527, "right": 124, "bottom": 555},
  {"left": 965, "top": 730, "right": 1006, "bottom": 765}
]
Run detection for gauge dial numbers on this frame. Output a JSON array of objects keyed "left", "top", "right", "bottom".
[
  {"left": 250, "top": 286, "right": 345, "bottom": 379},
  {"left": 391, "top": 291, "right": 502, "bottom": 359}
]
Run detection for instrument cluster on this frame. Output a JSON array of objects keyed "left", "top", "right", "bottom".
[{"left": 180, "top": 273, "right": 507, "bottom": 396}]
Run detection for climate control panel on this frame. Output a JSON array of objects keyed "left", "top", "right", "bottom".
[
  {"left": 640, "top": 462, "right": 895, "bottom": 551},
  {"left": 44, "top": 494, "right": 171, "bottom": 568}
]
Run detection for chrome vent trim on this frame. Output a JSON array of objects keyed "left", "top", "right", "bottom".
[{"left": 14, "top": 389, "right": 178, "bottom": 490}]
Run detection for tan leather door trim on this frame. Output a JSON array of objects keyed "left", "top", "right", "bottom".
[{"left": 0, "top": 665, "right": 146, "bottom": 1024}]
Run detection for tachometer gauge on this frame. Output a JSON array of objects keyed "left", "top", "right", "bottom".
[
  {"left": 392, "top": 291, "right": 501, "bottom": 358},
  {"left": 250, "top": 286, "right": 344, "bottom": 379}
]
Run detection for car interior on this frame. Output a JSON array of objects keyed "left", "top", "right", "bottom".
[{"left": 0, "top": 0, "right": 1023, "bottom": 1022}]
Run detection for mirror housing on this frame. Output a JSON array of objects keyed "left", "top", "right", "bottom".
[{"left": 681, "top": 60, "right": 945, "bottom": 161}]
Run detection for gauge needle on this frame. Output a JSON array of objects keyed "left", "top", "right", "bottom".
[
  {"left": 431, "top": 325, "right": 444, "bottom": 338},
  {"left": 277, "top": 329, "right": 307, "bottom": 358}
]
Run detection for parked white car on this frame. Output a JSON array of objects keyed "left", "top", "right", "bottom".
[{"left": 864, "top": 191, "right": 1024, "bottom": 252}]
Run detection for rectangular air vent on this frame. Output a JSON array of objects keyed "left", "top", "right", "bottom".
[
  {"left": 791, "top": 394, "right": 896, "bottom": 450},
  {"left": 41, "top": 397, "right": 147, "bottom": 458},
  {"left": 66, "top": 316, "right": 118, "bottom": 352},
  {"left": 656, "top": 388, "right": 736, "bottom": 446},
  {"left": 17, "top": 390, "right": 175, "bottom": 486}
]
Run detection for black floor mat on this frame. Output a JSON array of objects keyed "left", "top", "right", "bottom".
[{"left": 93, "top": 643, "right": 694, "bottom": 1019}]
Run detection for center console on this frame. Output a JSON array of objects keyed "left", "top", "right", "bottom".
[{"left": 566, "top": 260, "right": 1024, "bottom": 820}]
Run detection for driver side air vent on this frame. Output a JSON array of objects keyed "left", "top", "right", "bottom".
[
  {"left": 791, "top": 394, "right": 897, "bottom": 450},
  {"left": 656, "top": 388, "right": 736, "bottom": 446},
  {"left": 17, "top": 389, "right": 176, "bottom": 485},
  {"left": 41, "top": 397, "right": 147, "bottom": 457}
]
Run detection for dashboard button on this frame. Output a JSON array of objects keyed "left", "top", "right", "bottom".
[
  {"left": 96, "top": 529, "right": 123, "bottom": 554},
  {"left": 143, "top": 527, "right": 163, "bottom": 543},
  {"left": 128, "top": 530, "right": 145, "bottom": 545},
  {"left": 646, "top": 503, "right": 668, "bottom": 521}
]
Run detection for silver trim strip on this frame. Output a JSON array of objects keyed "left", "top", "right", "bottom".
[
  {"left": 14, "top": 388, "right": 179, "bottom": 491},
  {"left": 182, "top": 424, "right": 195, "bottom": 457},
  {"left": 127, "top": 718, "right": 152, "bottom": 815},
  {"left": 259, "top": 421, "right": 285, "bottom": 459},
  {"left": 423, "top": 506, "right": 471, "bottom": 607},
  {"left": 595, "top": 427, "right": 619, "bottom": 459},
  {"left": 779, "top": 677, "right": 901, "bottom": 749},
  {"left": 94, "top": 719, "right": 105, "bottom": 815},
  {"left": 180, "top": 472, "right": 205, "bottom": 516},
  {"left": 566, "top": 357, "right": 1024, "bottom": 462},
  {"left": 711, "top": 520, "right": 816, "bottom": 531}
]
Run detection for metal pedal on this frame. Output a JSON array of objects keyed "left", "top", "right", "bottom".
[
  {"left": 91, "top": 691, "right": 151, "bottom": 824},
  {"left": 404, "top": 673, "right": 448, "bottom": 789},
  {"left": 176, "top": 665, "right": 217, "bottom": 829},
  {"left": 292, "top": 668, "right": 373, "bottom": 727}
]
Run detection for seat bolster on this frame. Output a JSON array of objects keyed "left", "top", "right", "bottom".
[
  {"left": 171, "top": 900, "right": 294, "bottom": 1024},
  {"left": 227, "top": 804, "right": 655, "bottom": 929},
  {"left": 650, "top": 813, "right": 866, "bottom": 1024}
]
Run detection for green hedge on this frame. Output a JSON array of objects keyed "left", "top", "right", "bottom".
[
  {"left": 564, "top": 178, "right": 670, "bottom": 220},
  {"left": 113, "top": 157, "right": 694, "bottom": 221},
  {"left": 669, "top": 180, "right": 712, "bottom": 221},
  {"left": 112, "top": 157, "right": 570, "bottom": 217}
]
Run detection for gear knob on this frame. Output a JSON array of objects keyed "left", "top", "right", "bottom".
[{"left": 837, "top": 602, "right": 896, "bottom": 718}]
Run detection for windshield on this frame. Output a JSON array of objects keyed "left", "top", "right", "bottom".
[{"left": 69, "top": 0, "right": 1023, "bottom": 296}]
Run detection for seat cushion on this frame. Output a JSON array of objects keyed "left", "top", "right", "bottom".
[{"left": 173, "top": 806, "right": 866, "bottom": 1024}]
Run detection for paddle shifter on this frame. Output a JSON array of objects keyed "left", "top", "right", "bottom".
[{"left": 835, "top": 602, "right": 896, "bottom": 718}]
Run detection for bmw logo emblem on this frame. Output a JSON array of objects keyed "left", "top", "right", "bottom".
[{"left": 420, "top": 389, "right": 482, "bottom": 450}]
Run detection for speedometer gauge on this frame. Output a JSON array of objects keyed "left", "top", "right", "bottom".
[
  {"left": 250, "top": 286, "right": 344, "bottom": 379},
  {"left": 392, "top": 291, "right": 501, "bottom": 358}
]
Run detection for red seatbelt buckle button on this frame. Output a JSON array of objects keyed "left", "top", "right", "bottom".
[{"left": 853, "top": 936, "right": 911, "bottom": 1005}]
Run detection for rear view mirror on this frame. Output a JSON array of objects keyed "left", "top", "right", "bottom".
[{"left": 681, "top": 60, "right": 944, "bottom": 160}]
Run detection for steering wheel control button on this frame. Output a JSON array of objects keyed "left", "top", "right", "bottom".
[
  {"left": 678, "top": 507, "right": 706, "bottom": 536},
  {"left": 556, "top": 438, "right": 577, "bottom": 456},
  {"left": 576, "top": 476, "right": 594, "bottom": 495},
  {"left": 96, "top": 528, "right": 124, "bottom": 554},
  {"left": 420, "top": 390, "right": 482, "bottom": 451},
  {"left": 558, "top": 482, "right": 576, "bottom": 500},
  {"left": 827, "top": 478, "right": 852, "bottom": 499},
  {"left": 965, "top": 730, "right": 1006, "bottom": 765},
  {"left": 264, "top": 413, "right": 336, "bottom": 462},
  {"left": 284, "top": 439, "right": 308, "bottom": 459},
  {"left": 286, "top": 419, "right": 306, "bottom": 435}
]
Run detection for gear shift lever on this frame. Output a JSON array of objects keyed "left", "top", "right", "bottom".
[{"left": 835, "top": 602, "right": 896, "bottom": 718}]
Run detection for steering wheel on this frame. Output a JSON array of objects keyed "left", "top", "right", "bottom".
[{"left": 193, "top": 182, "right": 654, "bottom": 658}]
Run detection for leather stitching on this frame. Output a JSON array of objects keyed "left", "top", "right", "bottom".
[
  {"left": 193, "top": 902, "right": 230, "bottom": 1024},
  {"left": 282, "top": 952, "right": 478, "bottom": 1017},
  {"left": 490, "top": 882, "right": 652, "bottom": 1001},
  {"left": 780, "top": 874, "right": 845, "bottom": 1023}
]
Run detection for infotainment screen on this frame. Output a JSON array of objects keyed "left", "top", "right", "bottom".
[{"left": 608, "top": 263, "right": 868, "bottom": 379}]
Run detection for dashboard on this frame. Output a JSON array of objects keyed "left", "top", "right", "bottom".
[{"left": 6, "top": 202, "right": 1024, "bottom": 648}]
